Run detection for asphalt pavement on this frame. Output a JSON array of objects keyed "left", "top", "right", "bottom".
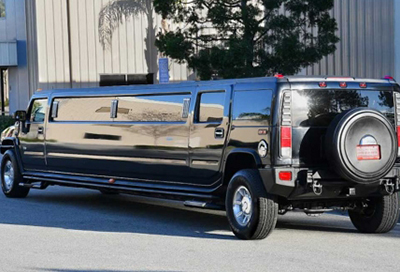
[{"left": 0, "top": 185, "right": 399, "bottom": 272}]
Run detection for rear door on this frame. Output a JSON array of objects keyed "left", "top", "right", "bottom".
[
  {"left": 110, "top": 92, "right": 192, "bottom": 182},
  {"left": 19, "top": 98, "right": 48, "bottom": 171},
  {"left": 189, "top": 85, "right": 231, "bottom": 185}
]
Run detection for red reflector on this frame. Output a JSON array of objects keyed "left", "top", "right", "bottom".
[
  {"left": 340, "top": 82, "right": 347, "bottom": 88},
  {"left": 319, "top": 82, "right": 327, "bottom": 88},
  {"left": 281, "top": 127, "right": 292, "bottom": 148},
  {"left": 359, "top": 82, "right": 367, "bottom": 88},
  {"left": 279, "top": 171, "right": 292, "bottom": 181},
  {"left": 274, "top": 73, "right": 284, "bottom": 78},
  {"left": 356, "top": 145, "right": 381, "bottom": 160},
  {"left": 397, "top": 126, "right": 400, "bottom": 147}
]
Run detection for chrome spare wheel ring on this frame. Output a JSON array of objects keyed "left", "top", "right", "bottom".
[
  {"left": 233, "top": 186, "right": 253, "bottom": 226},
  {"left": 3, "top": 160, "right": 14, "bottom": 191}
]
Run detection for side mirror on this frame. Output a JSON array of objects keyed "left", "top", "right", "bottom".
[{"left": 14, "top": 110, "right": 27, "bottom": 122}]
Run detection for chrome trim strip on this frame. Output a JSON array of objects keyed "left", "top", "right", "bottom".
[
  {"left": 47, "top": 152, "right": 187, "bottom": 165},
  {"left": 24, "top": 152, "right": 44, "bottom": 156},
  {"left": 192, "top": 160, "right": 219, "bottom": 166}
]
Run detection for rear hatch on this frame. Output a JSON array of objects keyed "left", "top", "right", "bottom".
[{"left": 288, "top": 80, "right": 397, "bottom": 167}]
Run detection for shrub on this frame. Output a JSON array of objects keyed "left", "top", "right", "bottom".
[{"left": 0, "top": 115, "right": 15, "bottom": 133}]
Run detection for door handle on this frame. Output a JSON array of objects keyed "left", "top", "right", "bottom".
[
  {"left": 215, "top": 128, "right": 224, "bottom": 139},
  {"left": 38, "top": 127, "right": 44, "bottom": 134}
]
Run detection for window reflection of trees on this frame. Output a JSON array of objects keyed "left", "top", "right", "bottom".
[
  {"left": 237, "top": 107, "right": 270, "bottom": 120},
  {"left": 300, "top": 90, "right": 394, "bottom": 126}
]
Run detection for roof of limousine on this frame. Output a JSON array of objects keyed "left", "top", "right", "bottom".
[{"left": 33, "top": 76, "right": 397, "bottom": 97}]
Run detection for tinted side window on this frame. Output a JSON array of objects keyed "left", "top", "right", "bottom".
[
  {"left": 116, "top": 94, "right": 190, "bottom": 122},
  {"left": 30, "top": 99, "right": 48, "bottom": 123},
  {"left": 233, "top": 90, "right": 272, "bottom": 124},
  {"left": 198, "top": 92, "right": 225, "bottom": 123},
  {"left": 54, "top": 97, "right": 114, "bottom": 122}
]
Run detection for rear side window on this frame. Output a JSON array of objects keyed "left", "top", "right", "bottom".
[
  {"left": 233, "top": 90, "right": 273, "bottom": 125},
  {"left": 29, "top": 99, "right": 47, "bottom": 123},
  {"left": 115, "top": 94, "right": 190, "bottom": 122},
  {"left": 292, "top": 90, "right": 395, "bottom": 127},
  {"left": 53, "top": 97, "right": 114, "bottom": 122},
  {"left": 197, "top": 92, "right": 225, "bottom": 123}
]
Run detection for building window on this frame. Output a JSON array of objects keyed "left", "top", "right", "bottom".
[
  {"left": 0, "top": 0, "right": 5, "bottom": 18},
  {"left": 99, "top": 74, "right": 154, "bottom": 87}
]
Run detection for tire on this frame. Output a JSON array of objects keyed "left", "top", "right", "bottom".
[
  {"left": 225, "top": 169, "right": 278, "bottom": 240},
  {"left": 349, "top": 193, "right": 400, "bottom": 233},
  {"left": 325, "top": 108, "right": 397, "bottom": 184},
  {"left": 1, "top": 150, "right": 30, "bottom": 198}
]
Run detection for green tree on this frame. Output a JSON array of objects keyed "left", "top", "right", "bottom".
[
  {"left": 154, "top": 0, "right": 339, "bottom": 80},
  {"left": 0, "top": 0, "right": 5, "bottom": 18}
]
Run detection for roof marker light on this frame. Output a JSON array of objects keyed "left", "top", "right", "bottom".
[
  {"left": 319, "top": 82, "right": 327, "bottom": 88},
  {"left": 360, "top": 83, "right": 367, "bottom": 88},
  {"left": 274, "top": 74, "right": 284, "bottom": 78},
  {"left": 340, "top": 82, "right": 347, "bottom": 88},
  {"left": 384, "top": 75, "right": 394, "bottom": 80}
]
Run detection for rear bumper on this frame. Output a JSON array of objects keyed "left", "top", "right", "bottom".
[{"left": 259, "top": 167, "right": 400, "bottom": 200}]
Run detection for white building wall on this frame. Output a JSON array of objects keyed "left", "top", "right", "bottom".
[
  {"left": 35, "top": 0, "right": 190, "bottom": 90},
  {"left": 301, "top": 0, "right": 395, "bottom": 79},
  {"left": 0, "top": 0, "right": 29, "bottom": 112}
]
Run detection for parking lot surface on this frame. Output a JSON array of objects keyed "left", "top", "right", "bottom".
[{"left": 0, "top": 186, "right": 399, "bottom": 272}]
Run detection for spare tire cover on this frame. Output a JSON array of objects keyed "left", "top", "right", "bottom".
[{"left": 325, "top": 108, "right": 397, "bottom": 184}]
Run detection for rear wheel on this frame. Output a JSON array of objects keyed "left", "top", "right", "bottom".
[
  {"left": 226, "top": 169, "right": 278, "bottom": 240},
  {"left": 1, "top": 150, "right": 30, "bottom": 198},
  {"left": 349, "top": 193, "right": 400, "bottom": 233}
]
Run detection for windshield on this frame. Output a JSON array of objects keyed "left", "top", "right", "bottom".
[{"left": 292, "top": 89, "right": 395, "bottom": 127}]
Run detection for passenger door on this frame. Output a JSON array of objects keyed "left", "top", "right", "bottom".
[
  {"left": 189, "top": 86, "right": 231, "bottom": 185},
  {"left": 45, "top": 96, "right": 117, "bottom": 175},
  {"left": 111, "top": 93, "right": 191, "bottom": 182},
  {"left": 19, "top": 98, "right": 48, "bottom": 171}
]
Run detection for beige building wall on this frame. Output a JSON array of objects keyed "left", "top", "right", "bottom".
[
  {"left": 34, "top": 0, "right": 191, "bottom": 91},
  {"left": 300, "top": 0, "right": 395, "bottom": 79},
  {"left": 0, "top": 0, "right": 30, "bottom": 112}
]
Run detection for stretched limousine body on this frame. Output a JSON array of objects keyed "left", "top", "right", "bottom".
[{"left": 1, "top": 76, "right": 400, "bottom": 240}]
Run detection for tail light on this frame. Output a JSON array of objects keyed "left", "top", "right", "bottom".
[
  {"left": 281, "top": 92, "right": 292, "bottom": 158},
  {"left": 396, "top": 93, "right": 400, "bottom": 156}
]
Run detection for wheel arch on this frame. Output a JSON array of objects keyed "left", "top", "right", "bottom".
[
  {"left": 1, "top": 137, "right": 18, "bottom": 154},
  {"left": 1, "top": 138, "right": 24, "bottom": 174},
  {"left": 222, "top": 149, "right": 262, "bottom": 187}
]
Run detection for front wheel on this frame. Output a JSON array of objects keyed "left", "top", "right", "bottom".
[
  {"left": 1, "top": 150, "right": 30, "bottom": 198},
  {"left": 349, "top": 193, "right": 400, "bottom": 233},
  {"left": 225, "top": 169, "right": 278, "bottom": 240}
]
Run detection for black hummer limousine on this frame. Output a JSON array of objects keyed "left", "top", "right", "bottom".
[{"left": 1, "top": 76, "right": 399, "bottom": 240}]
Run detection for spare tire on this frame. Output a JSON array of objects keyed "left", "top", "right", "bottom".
[{"left": 325, "top": 108, "right": 397, "bottom": 184}]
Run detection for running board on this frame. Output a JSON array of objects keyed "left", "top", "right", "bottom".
[
  {"left": 23, "top": 175, "right": 219, "bottom": 200},
  {"left": 19, "top": 182, "right": 48, "bottom": 190},
  {"left": 184, "top": 200, "right": 224, "bottom": 210}
]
